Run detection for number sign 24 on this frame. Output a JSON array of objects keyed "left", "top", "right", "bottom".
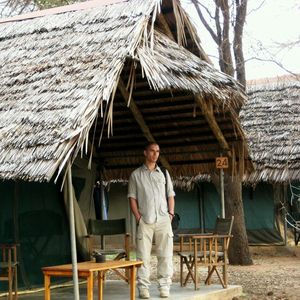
[{"left": 215, "top": 157, "right": 229, "bottom": 169}]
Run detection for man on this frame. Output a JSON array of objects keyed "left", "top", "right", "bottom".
[{"left": 128, "top": 142, "right": 175, "bottom": 299}]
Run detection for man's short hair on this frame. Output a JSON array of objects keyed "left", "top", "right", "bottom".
[{"left": 144, "top": 141, "right": 159, "bottom": 150}]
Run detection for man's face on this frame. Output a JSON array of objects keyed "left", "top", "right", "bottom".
[{"left": 144, "top": 143, "right": 160, "bottom": 164}]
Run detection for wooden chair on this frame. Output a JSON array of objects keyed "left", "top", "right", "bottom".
[
  {"left": 86, "top": 218, "right": 130, "bottom": 282},
  {"left": 0, "top": 244, "right": 18, "bottom": 300},
  {"left": 177, "top": 216, "right": 234, "bottom": 290}
]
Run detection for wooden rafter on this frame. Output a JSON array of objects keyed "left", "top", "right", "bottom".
[
  {"left": 195, "top": 95, "right": 231, "bottom": 156},
  {"left": 117, "top": 79, "right": 172, "bottom": 171}
]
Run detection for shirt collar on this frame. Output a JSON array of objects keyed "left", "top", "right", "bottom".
[{"left": 142, "top": 164, "right": 160, "bottom": 172}]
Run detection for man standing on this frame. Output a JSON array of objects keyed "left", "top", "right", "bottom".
[{"left": 128, "top": 142, "right": 175, "bottom": 299}]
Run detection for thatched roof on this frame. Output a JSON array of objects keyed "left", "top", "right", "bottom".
[
  {"left": 241, "top": 75, "right": 300, "bottom": 184},
  {"left": 0, "top": 0, "right": 249, "bottom": 182}
]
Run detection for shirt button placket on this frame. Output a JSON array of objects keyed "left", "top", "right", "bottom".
[{"left": 150, "top": 171, "right": 158, "bottom": 222}]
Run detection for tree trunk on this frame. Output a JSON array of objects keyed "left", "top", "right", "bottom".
[
  {"left": 233, "top": 0, "right": 247, "bottom": 89},
  {"left": 212, "top": 172, "right": 253, "bottom": 265},
  {"left": 224, "top": 174, "right": 253, "bottom": 265}
]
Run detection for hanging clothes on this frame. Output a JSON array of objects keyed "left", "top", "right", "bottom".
[{"left": 93, "top": 181, "right": 108, "bottom": 220}]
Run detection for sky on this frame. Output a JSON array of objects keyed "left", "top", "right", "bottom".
[{"left": 183, "top": 0, "right": 300, "bottom": 80}]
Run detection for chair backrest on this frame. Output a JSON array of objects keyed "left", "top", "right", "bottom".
[
  {"left": 213, "top": 216, "right": 234, "bottom": 235},
  {"left": 87, "top": 218, "right": 129, "bottom": 255},
  {"left": 0, "top": 244, "right": 18, "bottom": 268},
  {"left": 88, "top": 218, "right": 127, "bottom": 236}
]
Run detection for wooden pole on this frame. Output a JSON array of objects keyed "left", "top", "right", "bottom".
[
  {"left": 220, "top": 168, "right": 225, "bottom": 218},
  {"left": 67, "top": 162, "right": 80, "bottom": 300}
]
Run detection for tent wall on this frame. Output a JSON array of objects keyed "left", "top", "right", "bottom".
[
  {"left": 106, "top": 183, "right": 134, "bottom": 246},
  {"left": 0, "top": 181, "right": 71, "bottom": 291},
  {"left": 177, "top": 182, "right": 283, "bottom": 245},
  {"left": 243, "top": 184, "right": 283, "bottom": 244}
]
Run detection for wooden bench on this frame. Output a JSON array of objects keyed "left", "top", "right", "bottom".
[{"left": 42, "top": 260, "right": 143, "bottom": 300}]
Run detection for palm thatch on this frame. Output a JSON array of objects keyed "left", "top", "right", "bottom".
[
  {"left": 0, "top": 0, "right": 249, "bottom": 182},
  {"left": 241, "top": 75, "right": 300, "bottom": 184}
]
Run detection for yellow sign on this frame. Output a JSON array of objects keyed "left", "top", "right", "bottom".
[{"left": 216, "top": 157, "right": 229, "bottom": 169}]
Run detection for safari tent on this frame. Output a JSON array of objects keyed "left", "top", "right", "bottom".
[
  {"left": 0, "top": 0, "right": 250, "bottom": 292},
  {"left": 240, "top": 76, "right": 300, "bottom": 244}
]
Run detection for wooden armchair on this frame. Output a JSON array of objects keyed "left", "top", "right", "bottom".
[
  {"left": 86, "top": 218, "right": 130, "bottom": 282},
  {"left": 177, "top": 216, "right": 234, "bottom": 290},
  {"left": 0, "top": 243, "right": 18, "bottom": 300}
]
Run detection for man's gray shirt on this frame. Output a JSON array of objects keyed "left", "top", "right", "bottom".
[{"left": 128, "top": 164, "right": 175, "bottom": 224}]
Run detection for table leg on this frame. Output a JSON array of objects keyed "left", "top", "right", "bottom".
[
  {"left": 129, "top": 266, "right": 136, "bottom": 300},
  {"left": 87, "top": 272, "right": 94, "bottom": 300},
  {"left": 98, "top": 271, "right": 104, "bottom": 300},
  {"left": 44, "top": 274, "right": 51, "bottom": 300}
]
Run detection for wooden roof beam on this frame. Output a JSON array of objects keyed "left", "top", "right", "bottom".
[
  {"left": 195, "top": 95, "right": 231, "bottom": 156},
  {"left": 118, "top": 79, "right": 172, "bottom": 171}
]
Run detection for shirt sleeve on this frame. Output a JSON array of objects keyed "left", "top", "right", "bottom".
[
  {"left": 127, "top": 172, "right": 137, "bottom": 199},
  {"left": 166, "top": 170, "right": 176, "bottom": 197}
]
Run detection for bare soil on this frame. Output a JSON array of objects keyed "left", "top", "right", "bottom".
[{"left": 225, "top": 246, "right": 300, "bottom": 300}]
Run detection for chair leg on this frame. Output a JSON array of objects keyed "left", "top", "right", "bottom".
[
  {"left": 207, "top": 265, "right": 211, "bottom": 285},
  {"left": 14, "top": 267, "right": 18, "bottom": 300},
  {"left": 112, "top": 254, "right": 130, "bottom": 283},
  {"left": 180, "top": 256, "right": 183, "bottom": 286},
  {"left": 215, "top": 268, "right": 225, "bottom": 288},
  {"left": 183, "top": 257, "right": 196, "bottom": 286},
  {"left": 8, "top": 267, "right": 13, "bottom": 300},
  {"left": 112, "top": 269, "right": 129, "bottom": 282},
  {"left": 205, "top": 266, "right": 226, "bottom": 288},
  {"left": 223, "top": 262, "right": 227, "bottom": 288}
]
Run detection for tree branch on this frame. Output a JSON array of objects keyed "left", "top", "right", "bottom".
[
  {"left": 245, "top": 57, "right": 300, "bottom": 78},
  {"left": 191, "top": 0, "right": 218, "bottom": 43}
]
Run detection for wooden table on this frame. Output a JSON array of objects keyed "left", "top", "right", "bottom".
[{"left": 42, "top": 260, "right": 143, "bottom": 300}]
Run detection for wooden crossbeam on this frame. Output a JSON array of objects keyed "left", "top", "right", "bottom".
[
  {"left": 118, "top": 79, "right": 172, "bottom": 171},
  {"left": 195, "top": 95, "right": 231, "bottom": 156}
]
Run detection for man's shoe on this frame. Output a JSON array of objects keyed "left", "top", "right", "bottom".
[
  {"left": 160, "top": 289, "right": 169, "bottom": 298},
  {"left": 139, "top": 289, "right": 150, "bottom": 299}
]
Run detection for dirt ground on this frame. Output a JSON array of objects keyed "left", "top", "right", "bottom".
[
  {"left": 225, "top": 246, "right": 300, "bottom": 300},
  {"left": 148, "top": 245, "right": 300, "bottom": 300}
]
